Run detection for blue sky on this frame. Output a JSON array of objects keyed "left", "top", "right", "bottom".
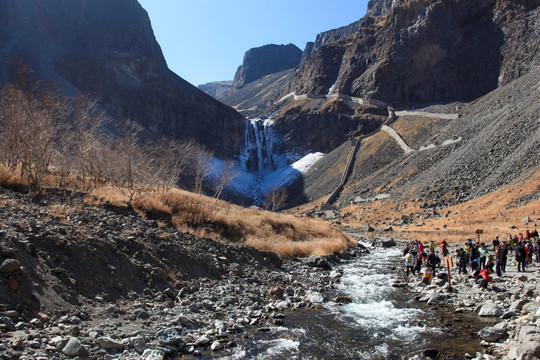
[{"left": 138, "top": 0, "right": 369, "bottom": 86}]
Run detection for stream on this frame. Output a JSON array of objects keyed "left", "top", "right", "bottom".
[{"left": 193, "top": 246, "right": 495, "bottom": 359}]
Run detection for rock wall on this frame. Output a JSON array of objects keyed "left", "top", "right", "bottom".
[
  {"left": 287, "top": 0, "right": 540, "bottom": 105},
  {"left": 0, "top": 0, "right": 245, "bottom": 156},
  {"left": 231, "top": 44, "right": 302, "bottom": 89}
]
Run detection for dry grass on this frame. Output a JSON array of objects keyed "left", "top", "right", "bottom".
[
  {"left": 101, "top": 188, "right": 353, "bottom": 258},
  {"left": 338, "top": 168, "right": 540, "bottom": 244}
]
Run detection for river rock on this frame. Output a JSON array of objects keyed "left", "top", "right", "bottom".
[
  {"left": 427, "top": 294, "right": 447, "bottom": 305},
  {"left": 478, "top": 301, "right": 503, "bottom": 317},
  {"left": 478, "top": 326, "right": 507, "bottom": 342},
  {"left": 381, "top": 238, "right": 396, "bottom": 248},
  {"left": 509, "top": 335, "right": 540, "bottom": 360},
  {"left": 0, "top": 259, "right": 21, "bottom": 273},
  {"left": 210, "top": 340, "right": 226, "bottom": 351},
  {"left": 267, "top": 287, "right": 284, "bottom": 298},
  {"left": 156, "top": 327, "right": 184, "bottom": 346},
  {"left": 97, "top": 336, "right": 124, "bottom": 350},
  {"left": 195, "top": 335, "right": 212, "bottom": 346},
  {"left": 62, "top": 337, "right": 87, "bottom": 356},
  {"left": 132, "top": 336, "right": 146, "bottom": 353},
  {"left": 510, "top": 299, "right": 529, "bottom": 312},
  {"left": 522, "top": 301, "right": 540, "bottom": 315},
  {"left": 142, "top": 349, "right": 165, "bottom": 360}
]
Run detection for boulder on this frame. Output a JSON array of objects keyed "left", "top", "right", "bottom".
[
  {"left": 62, "top": 337, "right": 88, "bottom": 357},
  {"left": 381, "top": 238, "right": 396, "bottom": 248},
  {"left": 156, "top": 327, "right": 184, "bottom": 346},
  {"left": 478, "top": 301, "right": 503, "bottom": 317},
  {"left": 97, "top": 337, "right": 123, "bottom": 350},
  {"left": 478, "top": 326, "right": 507, "bottom": 342},
  {"left": 267, "top": 287, "right": 285, "bottom": 298},
  {"left": 522, "top": 302, "right": 540, "bottom": 315},
  {"left": 142, "top": 349, "right": 165, "bottom": 360},
  {"left": 0, "top": 259, "right": 21, "bottom": 273}
]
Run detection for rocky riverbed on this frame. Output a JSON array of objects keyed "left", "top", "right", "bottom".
[
  {"left": 392, "top": 240, "right": 540, "bottom": 360},
  {"left": 0, "top": 187, "right": 368, "bottom": 359}
]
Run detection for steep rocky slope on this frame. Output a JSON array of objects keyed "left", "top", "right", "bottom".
[
  {"left": 197, "top": 81, "right": 232, "bottom": 99},
  {"left": 293, "top": 67, "right": 540, "bottom": 208},
  {"left": 287, "top": 0, "right": 540, "bottom": 104},
  {"left": 231, "top": 44, "right": 302, "bottom": 90},
  {"left": 0, "top": 0, "right": 245, "bottom": 156}
]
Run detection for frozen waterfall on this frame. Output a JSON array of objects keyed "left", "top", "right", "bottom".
[{"left": 239, "top": 118, "right": 287, "bottom": 174}]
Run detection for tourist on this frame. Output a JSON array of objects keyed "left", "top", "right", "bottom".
[
  {"left": 473, "top": 266, "right": 493, "bottom": 289},
  {"left": 427, "top": 249, "right": 438, "bottom": 275},
  {"left": 404, "top": 250, "right": 415, "bottom": 277},
  {"left": 494, "top": 245, "right": 503, "bottom": 277},
  {"left": 500, "top": 241, "right": 508, "bottom": 272},
  {"left": 534, "top": 238, "right": 540, "bottom": 265},
  {"left": 413, "top": 252, "right": 423, "bottom": 275},
  {"left": 457, "top": 248, "right": 468, "bottom": 275},
  {"left": 508, "top": 235, "right": 515, "bottom": 253},
  {"left": 515, "top": 242, "right": 527, "bottom": 272},
  {"left": 470, "top": 243, "right": 479, "bottom": 271},
  {"left": 439, "top": 239, "right": 449, "bottom": 257},
  {"left": 478, "top": 243, "right": 488, "bottom": 270},
  {"left": 422, "top": 266, "right": 433, "bottom": 285}
]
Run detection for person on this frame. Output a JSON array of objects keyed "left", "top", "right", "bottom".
[
  {"left": 524, "top": 241, "right": 532, "bottom": 268},
  {"left": 515, "top": 242, "right": 527, "bottom": 272},
  {"left": 404, "top": 250, "right": 415, "bottom": 277},
  {"left": 470, "top": 243, "right": 479, "bottom": 271},
  {"left": 422, "top": 266, "right": 433, "bottom": 285},
  {"left": 478, "top": 243, "right": 487, "bottom": 270},
  {"left": 414, "top": 252, "right": 423, "bottom": 275},
  {"left": 427, "top": 249, "right": 438, "bottom": 276},
  {"left": 508, "top": 235, "right": 515, "bottom": 253},
  {"left": 439, "top": 239, "right": 449, "bottom": 257},
  {"left": 534, "top": 238, "right": 540, "bottom": 265},
  {"left": 494, "top": 245, "right": 503, "bottom": 277},
  {"left": 418, "top": 241, "right": 424, "bottom": 255},
  {"left": 403, "top": 243, "right": 411, "bottom": 257},
  {"left": 473, "top": 266, "right": 493, "bottom": 289},
  {"left": 457, "top": 248, "right": 468, "bottom": 275},
  {"left": 492, "top": 236, "right": 500, "bottom": 248},
  {"left": 500, "top": 241, "right": 508, "bottom": 272},
  {"left": 429, "top": 240, "right": 436, "bottom": 252}
]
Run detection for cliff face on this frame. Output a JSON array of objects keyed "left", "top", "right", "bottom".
[
  {"left": 231, "top": 44, "right": 302, "bottom": 89},
  {"left": 287, "top": 0, "right": 540, "bottom": 104},
  {"left": 0, "top": 0, "right": 245, "bottom": 156}
]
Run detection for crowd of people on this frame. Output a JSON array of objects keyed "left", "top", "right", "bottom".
[{"left": 403, "top": 229, "right": 540, "bottom": 289}]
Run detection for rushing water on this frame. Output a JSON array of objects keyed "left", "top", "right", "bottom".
[{"left": 190, "top": 246, "right": 494, "bottom": 359}]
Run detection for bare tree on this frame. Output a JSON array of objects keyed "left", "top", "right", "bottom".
[
  {"left": 264, "top": 187, "right": 288, "bottom": 211},
  {"left": 111, "top": 120, "right": 155, "bottom": 206},
  {"left": 212, "top": 160, "right": 240, "bottom": 202},
  {"left": 150, "top": 138, "right": 195, "bottom": 192},
  {"left": 63, "top": 96, "right": 108, "bottom": 196},
  {"left": 0, "top": 63, "right": 70, "bottom": 201},
  {"left": 189, "top": 144, "right": 215, "bottom": 195}
]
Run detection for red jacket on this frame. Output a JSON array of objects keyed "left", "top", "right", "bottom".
[{"left": 479, "top": 269, "right": 493, "bottom": 282}]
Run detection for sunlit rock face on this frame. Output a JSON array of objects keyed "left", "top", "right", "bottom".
[{"left": 0, "top": 0, "right": 245, "bottom": 156}]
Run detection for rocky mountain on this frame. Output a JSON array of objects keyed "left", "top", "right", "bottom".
[
  {"left": 231, "top": 44, "right": 302, "bottom": 89},
  {"left": 0, "top": 0, "right": 245, "bottom": 157},
  {"left": 291, "top": 68, "right": 540, "bottom": 208},
  {"left": 197, "top": 81, "right": 232, "bottom": 99},
  {"left": 367, "top": 0, "right": 396, "bottom": 16},
  {"left": 287, "top": 0, "right": 540, "bottom": 104}
]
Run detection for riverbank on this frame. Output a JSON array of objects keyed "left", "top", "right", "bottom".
[
  {"left": 392, "top": 240, "right": 540, "bottom": 360},
  {"left": 0, "top": 186, "right": 370, "bottom": 359}
]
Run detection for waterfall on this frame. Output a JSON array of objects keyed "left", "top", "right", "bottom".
[{"left": 239, "top": 118, "right": 286, "bottom": 174}]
